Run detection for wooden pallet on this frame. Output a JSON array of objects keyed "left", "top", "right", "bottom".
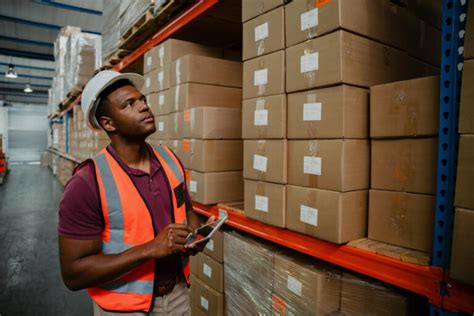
[
  {"left": 347, "top": 238, "right": 432, "bottom": 266},
  {"left": 104, "top": 49, "right": 131, "bottom": 67},
  {"left": 119, "top": 0, "right": 193, "bottom": 51},
  {"left": 217, "top": 201, "right": 245, "bottom": 216}
]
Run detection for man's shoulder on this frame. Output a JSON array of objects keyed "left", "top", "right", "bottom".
[{"left": 65, "top": 159, "right": 97, "bottom": 191}]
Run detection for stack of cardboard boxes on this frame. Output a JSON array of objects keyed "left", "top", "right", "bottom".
[
  {"left": 241, "top": 0, "right": 439, "bottom": 244},
  {"left": 450, "top": 0, "right": 474, "bottom": 286},
  {"left": 190, "top": 231, "right": 225, "bottom": 316},
  {"left": 369, "top": 76, "right": 439, "bottom": 253},
  {"left": 143, "top": 39, "right": 244, "bottom": 205}
]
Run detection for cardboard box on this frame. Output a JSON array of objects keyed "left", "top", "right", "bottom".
[
  {"left": 287, "top": 85, "right": 368, "bottom": 139},
  {"left": 183, "top": 107, "right": 242, "bottom": 139},
  {"left": 168, "top": 111, "right": 183, "bottom": 140},
  {"left": 170, "top": 83, "right": 242, "bottom": 114},
  {"left": 288, "top": 140, "right": 369, "bottom": 192},
  {"left": 144, "top": 39, "right": 222, "bottom": 73},
  {"left": 368, "top": 189, "right": 435, "bottom": 252},
  {"left": 191, "top": 276, "right": 224, "bottom": 316},
  {"left": 148, "top": 90, "right": 170, "bottom": 116},
  {"left": 197, "top": 253, "right": 224, "bottom": 293},
  {"left": 188, "top": 170, "right": 244, "bottom": 204},
  {"left": 143, "top": 65, "right": 171, "bottom": 94},
  {"left": 203, "top": 230, "right": 223, "bottom": 263},
  {"left": 242, "top": 0, "right": 285, "bottom": 22},
  {"left": 273, "top": 253, "right": 341, "bottom": 316},
  {"left": 182, "top": 139, "right": 243, "bottom": 172},
  {"left": 286, "top": 185, "right": 367, "bottom": 244},
  {"left": 371, "top": 138, "right": 438, "bottom": 194},
  {"left": 190, "top": 253, "right": 198, "bottom": 275},
  {"left": 406, "top": 14, "right": 441, "bottom": 66},
  {"left": 455, "top": 135, "right": 474, "bottom": 210},
  {"left": 370, "top": 76, "right": 439, "bottom": 138},
  {"left": 243, "top": 6, "right": 285, "bottom": 61},
  {"left": 459, "top": 60, "right": 474, "bottom": 134},
  {"left": 285, "top": 0, "right": 408, "bottom": 49},
  {"left": 244, "top": 140, "right": 287, "bottom": 184},
  {"left": 404, "top": 0, "right": 442, "bottom": 29},
  {"left": 243, "top": 50, "right": 285, "bottom": 100},
  {"left": 450, "top": 208, "right": 474, "bottom": 286},
  {"left": 464, "top": 1, "right": 474, "bottom": 60},
  {"left": 285, "top": 30, "right": 436, "bottom": 93},
  {"left": 242, "top": 94, "right": 287, "bottom": 139},
  {"left": 150, "top": 115, "right": 169, "bottom": 140},
  {"left": 171, "top": 55, "right": 242, "bottom": 88},
  {"left": 341, "top": 272, "right": 409, "bottom": 316},
  {"left": 165, "top": 139, "right": 183, "bottom": 160},
  {"left": 244, "top": 180, "right": 286, "bottom": 228}
]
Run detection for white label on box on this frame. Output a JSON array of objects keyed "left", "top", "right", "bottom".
[
  {"left": 200, "top": 296, "right": 209, "bottom": 311},
  {"left": 206, "top": 239, "right": 214, "bottom": 252},
  {"left": 254, "top": 68, "right": 268, "bottom": 86},
  {"left": 158, "top": 121, "right": 164, "bottom": 132},
  {"left": 175, "top": 85, "right": 180, "bottom": 111},
  {"left": 146, "top": 56, "right": 152, "bottom": 66},
  {"left": 254, "top": 109, "right": 268, "bottom": 126},
  {"left": 203, "top": 263, "right": 212, "bottom": 278},
  {"left": 175, "top": 59, "right": 181, "bottom": 84},
  {"left": 158, "top": 46, "right": 164, "bottom": 66},
  {"left": 300, "top": 205, "right": 318, "bottom": 226},
  {"left": 303, "top": 156, "right": 321, "bottom": 175},
  {"left": 300, "top": 52, "right": 319, "bottom": 73},
  {"left": 253, "top": 154, "right": 268, "bottom": 172},
  {"left": 189, "top": 180, "right": 197, "bottom": 193},
  {"left": 301, "top": 8, "right": 318, "bottom": 31},
  {"left": 303, "top": 102, "right": 322, "bottom": 121},
  {"left": 159, "top": 94, "right": 165, "bottom": 105},
  {"left": 255, "top": 195, "right": 269, "bottom": 212},
  {"left": 287, "top": 276, "right": 303, "bottom": 297},
  {"left": 158, "top": 71, "right": 164, "bottom": 83},
  {"left": 255, "top": 22, "right": 269, "bottom": 42},
  {"left": 145, "top": 78, "right": 150, "bottom": 88}
]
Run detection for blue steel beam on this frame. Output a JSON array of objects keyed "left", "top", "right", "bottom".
[
  {"left": 31, "top": 0, "right": 102, "bottom": 16},
  {"left": 0, "top": 14, "right": 101, "bottom": 35},
  {"left": 0, "top": 48, "right": 54, "bottom": 61},
  {"left": 0, "top": 62, "right": 54, "bottom": 72},
  {"left": 0, "top": 35, "right": 54, "bottom": 48}
]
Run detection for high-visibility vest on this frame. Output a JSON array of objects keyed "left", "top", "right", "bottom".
[{"left": 74, "top": 144, "right": 190, "bottom": 313}]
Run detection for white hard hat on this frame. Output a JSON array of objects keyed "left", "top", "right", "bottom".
[{"left": 81, "top": 70, "right": 144, "bottom": 130}]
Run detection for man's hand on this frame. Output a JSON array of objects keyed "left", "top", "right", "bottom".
[{"left": 145, "top": 223, "right": 194, "bottom": 258}]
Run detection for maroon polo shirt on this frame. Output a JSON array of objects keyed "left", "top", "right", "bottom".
[{"left": 58, "top": 143, "right": 192, "bottom": 287}]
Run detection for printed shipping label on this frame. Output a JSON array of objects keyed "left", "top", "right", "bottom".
[
  {"left": 253, "top": 154, "right": 268, "bottom": 172},
  {"left": 301, "top": 8, "right": 318, "bottom": 31},
  {"left": 159, "top": 94, "right": 165, "bottom": 105},
  {"left": 254, "top": 69, "right": 268, "bottom": 86},
  {"left": 287, "top": 276, "right": 303, "bottom": 296},
  {"left": 203, "top": 263, "right": 212, "bottom": 278},
  {"left": 200, "top": 296, "right": 209, "bottom": 311},
  {"left": 303, "top": 102, "right": 322, "bottom": 121},
  {"left": 158, "top": 46, "right": 165, "bottom": 65},
  {"left": 300, "top": 52, "right": 319, "bottom": 73},
  {"left": 254, "top": 109, "right": 268, "bottom": 126},
  {"left": 145, "top": 78, "right": 150, "bottom": 88},
  {"left": 158, "top": 121, "right": 164, "bottom": 132},
  {"left": 303, "top": 156, "right": 321, "bottom": 175},
  {"left": 206, "top": 239, "right": 214, "bottom": 252},
  {"left": 255, "top": 22, "right": 269, "bottom": 42},
  {"left": 147, "top": 56, "right": 152, "bottom": 66},
  {"left": 189, "top": 180, "right": 197, "bottom": 193},
  {"left": 158, "top": 71, "right": 164, "bottom": 82},
  {"left": 300, "top": 205, "right": 318, "bottom": 226},
  {"left": 255, "top": 195, "right": 269, "bottom": 212}
]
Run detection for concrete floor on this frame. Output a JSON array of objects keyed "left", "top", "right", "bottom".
[{"left": 0, "top": 164, "right": 92, "bottom": 315}]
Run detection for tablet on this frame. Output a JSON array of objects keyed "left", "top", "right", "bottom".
[{"left": 185, "top": 216, "right": 227, "bottom": 247}]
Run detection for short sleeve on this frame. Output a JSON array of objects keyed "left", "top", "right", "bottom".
[{"left": 57, "top": 162, "right": 104, "bottom": 240}]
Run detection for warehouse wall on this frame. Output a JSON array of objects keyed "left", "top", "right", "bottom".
[
  {"left": 7, "top": 103, "right": 47, "bottom": 162},
  {"left": 0, "top": 104, "right": 7, "bottom": 153}
]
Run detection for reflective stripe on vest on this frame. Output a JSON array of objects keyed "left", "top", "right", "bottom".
[{"left": 87, "top": 144, "right": 189, "bottom": 313}]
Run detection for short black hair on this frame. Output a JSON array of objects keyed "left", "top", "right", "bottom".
[{"left": 94, "top": 79, "right": 134, "bottom": 128}]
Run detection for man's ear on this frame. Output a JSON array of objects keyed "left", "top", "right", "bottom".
[{"left": 100, "top": 116, "right": 116, "bottom": 133}]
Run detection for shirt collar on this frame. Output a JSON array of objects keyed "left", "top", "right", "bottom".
[{"left": 107, "top": 143, "right": 162, "bottom": 176}]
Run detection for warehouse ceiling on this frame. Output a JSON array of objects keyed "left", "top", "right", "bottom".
[{"left": 0, "top": 0, "right": 103, "bottom": 104}]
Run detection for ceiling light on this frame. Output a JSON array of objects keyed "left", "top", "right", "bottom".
[
  {"left": 5, "top": 64, "right": 18, "bottom": 79},
  {"left": 24, "top": 84, "right": 33, "bottom": 93}
]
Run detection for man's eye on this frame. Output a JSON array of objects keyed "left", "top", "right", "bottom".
[{"left": 126, "top": 100, "right": 134, "bottom": 107}]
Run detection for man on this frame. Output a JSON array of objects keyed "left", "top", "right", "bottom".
[{"left": 58, "top": 70, "right": 208, "bottom": 315}]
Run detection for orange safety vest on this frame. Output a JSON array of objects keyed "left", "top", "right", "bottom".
[{"left": 75, "top": 144, "right": 190, "bottom": 313}]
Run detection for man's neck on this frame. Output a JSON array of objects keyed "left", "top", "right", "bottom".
[{"left": 110, "top": 138, "right": 150, "bottom": 173}]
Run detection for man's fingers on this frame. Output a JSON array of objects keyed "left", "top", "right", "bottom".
[{"left": 168, "top": 224, "right": 193, "bottom": 233}]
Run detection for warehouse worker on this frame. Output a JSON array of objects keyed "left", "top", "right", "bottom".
[{"left": 58, "top": 70, "right": 208, "bottom": 315}]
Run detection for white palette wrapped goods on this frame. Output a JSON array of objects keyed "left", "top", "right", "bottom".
[
  {"left": 102, "top": 0, "right": 121, "bottom": 61},
  {"left": 119, "top": 0, "right": 154, "bottom": 38}
]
